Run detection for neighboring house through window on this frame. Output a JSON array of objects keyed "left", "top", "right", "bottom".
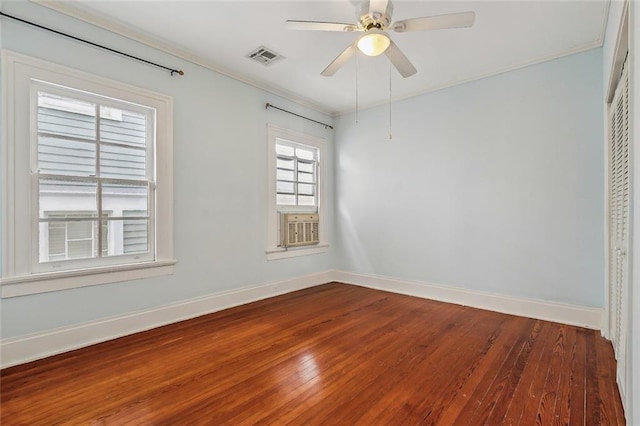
[{"left": 44, "top": 212, "right": 109, "bottom": 261}]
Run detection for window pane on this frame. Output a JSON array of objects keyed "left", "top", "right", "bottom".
[
  {"left": 38, "top": 136, "right": 96, "bottom": 177},
  {"left": 48, "top": 222, "right": 66, "bottom": 260},
  {"left": 298, "top": 172, "right": 314, "bottom": 183},
  {"left": 38, "top": 92, "right": 96, "bottom": 141},
  {"left": 296, "top": 147, "right": 315, "bottom": 160},
  {"left": 298, "top": 161, "right": 314, "bottom": 173},
  {"left": 101, "top": 216, "right": 149, "bottom": 257},
  {"left": 123, "top": 218, "right": 149, "bottom": 255},
  {"left": 67, "top": 220, "right": 92, "bottom": 240},
  {"left": 277, "top": 194, "right": 296, "bottom": 205},
  {"left": 277, "top": 169, "right": 294, "bottom": 181},
  {"left": 39, "top": 220, "right": 98, "bottom": 262},
  {"left": 102, "top": 183, "right": 148, "bottom": 217},
  {"left": 298, "top": 195, "right": 316, "bottom": 206},
  {"left": 277, "top": 157, "right": 294, "bottom": 170},
  {"left": 68, "top": 238, "right": 94, "bottom": 260},
  {"left": 276, "top": 143, "right": 294, "bottom": 156},
  {"left": 100, "top": 144, "right": 146, "bottom": 180},
  {"left": 277, "top": 181, "right": 294, "bottom": 194},
  {"left": 100, "top": 108, "right": 147, "bottom": 148},
  {"left": 39, "top": 179, "right": 97, "bottom": 219},
  {"left": 298, "top": 183, "right": 315, "bottom": 196}
]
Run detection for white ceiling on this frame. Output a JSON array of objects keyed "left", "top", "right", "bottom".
[{"left": 41, "top": 0, "right": 609, "bottom": 115}]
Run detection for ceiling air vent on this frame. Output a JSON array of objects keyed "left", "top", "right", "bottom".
[{"left": 246, "top": 46, "right": 284, "bottom": 66}]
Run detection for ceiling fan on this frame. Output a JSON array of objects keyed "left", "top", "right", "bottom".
[{"left": 285, "top": 0, "right": 475, "bottom": 78}]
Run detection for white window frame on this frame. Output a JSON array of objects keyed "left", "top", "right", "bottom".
[
  {"left": 267, "top": 124, "right": 328, "bottom": 260},
  {"left": 1, "top": 50, "right": 175, "bottom": 297}
]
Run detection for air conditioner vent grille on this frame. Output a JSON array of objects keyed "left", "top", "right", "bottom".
[
  {"left": 246, "top": 46, "right": 284, "bottom": 66},
  {"left": 282, "top": 213, "right": 319, "bottom": 247}
]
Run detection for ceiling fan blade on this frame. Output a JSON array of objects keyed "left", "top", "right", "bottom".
[
  {"left": 385, "top": 40, "right": 417, "bottom": 78},
  {"left": 321, "top": 44, "right": 357, "bottom": 77},
  {"left": 285, "top": 20, "right": 359, "bottom": 32},
  {"left": 392, "top": 11, "right": 475, "bottom": 32},
  {"left": 369, "top": 0, "right": 389, "bottom": 16}
]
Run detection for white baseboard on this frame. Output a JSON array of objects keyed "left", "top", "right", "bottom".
[
  {"left": 0, "top": 270, "right": 333, "bottom": 369},
  {"left": 1, "top": 269, "right": 604, "bottom": 369},
  {"left": 330, "top": 270, "right": 604, "bottom": 330}
]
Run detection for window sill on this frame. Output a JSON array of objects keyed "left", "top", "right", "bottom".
[
  {"left": 1, "top": 260, "right": 176, "bottom": 298},
  {"left": 266, "top": 244, "right": 328, "bottom": 261}
]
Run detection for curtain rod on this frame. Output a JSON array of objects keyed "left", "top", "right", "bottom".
[
  {"left": 265, "top": 103, "right": 333, "bottom": 130},
  {"left": 0, "top": 11, "right": 184, "bottom": 76}
]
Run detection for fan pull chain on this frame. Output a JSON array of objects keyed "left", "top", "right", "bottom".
[
  {"left": 389, "top": 63, "right": 392, "bottom": 140},
  {"left": 355, "top": 50, "right": 359, "bottom": 124}
]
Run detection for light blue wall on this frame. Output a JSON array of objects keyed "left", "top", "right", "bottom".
[
  {"left": 0, "top": 1, "right": 336, "bottom": 338},
  {"left": 335, "top": 49, "right": 604, "bottom": 307}
]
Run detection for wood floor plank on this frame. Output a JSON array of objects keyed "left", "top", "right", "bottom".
[
  {"left": 534, "top": 324, "right": 569, "bottom": 425},
  {"left": 568, "top": 328, "right": 588, "bottom": 426},
  {"left": 517, "top": 322, "right": 562, "bottom": 425},
  {"left": 585, "top": 330, "right": 604, "bottom": 425},
  {"left": 0, "top": 283, "right": 625, "bottom": 425},
  {"left": 552, "top": 325, "right": 578, "bottom": 425},
  {"left": 501, "top": 321, "right": 552, "bottom": 425},
  {"left": 484, "top": 319, "right": 544, "bottom": 424}
]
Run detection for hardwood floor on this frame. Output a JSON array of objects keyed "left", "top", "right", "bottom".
[{"left": 1, "top": 283, "right": 625, "bottom": 425}]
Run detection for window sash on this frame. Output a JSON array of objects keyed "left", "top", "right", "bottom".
[
  {"left": 275, "top": 144, "right": 319, "bottom": 207},
  {"left": 32, "top": 82, "right": 156, "bottom": 270}
]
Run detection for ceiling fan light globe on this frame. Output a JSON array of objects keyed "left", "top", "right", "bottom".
[{"left": 357, "top": 32, "right": 390, "bottom": 56}]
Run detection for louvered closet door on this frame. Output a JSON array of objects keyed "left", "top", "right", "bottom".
[{"left": 608, "top": 58, "right": 629, "bottom": 391}]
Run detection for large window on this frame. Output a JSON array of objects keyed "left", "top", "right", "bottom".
[
  {"left": 2, "top": 51, "right": 174, "bottom": 297},
  {"left": 35, "top": 87, "right": 153, "bottom": 265},
  {"left": 267, "top": 124, "right": 328, "bottom": 260}
]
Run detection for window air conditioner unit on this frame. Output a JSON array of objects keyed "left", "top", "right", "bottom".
[{"left": 281, "top": 213, "right": 319, "bottom": 247}]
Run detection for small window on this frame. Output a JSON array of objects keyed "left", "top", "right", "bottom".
[{"left": 267, "top": 124, "right": 328, "bottom": 260}]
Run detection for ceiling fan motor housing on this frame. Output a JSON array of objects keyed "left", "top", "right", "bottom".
[{"left": 356, "top": 0, "right": 393, "bottom": 30}]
